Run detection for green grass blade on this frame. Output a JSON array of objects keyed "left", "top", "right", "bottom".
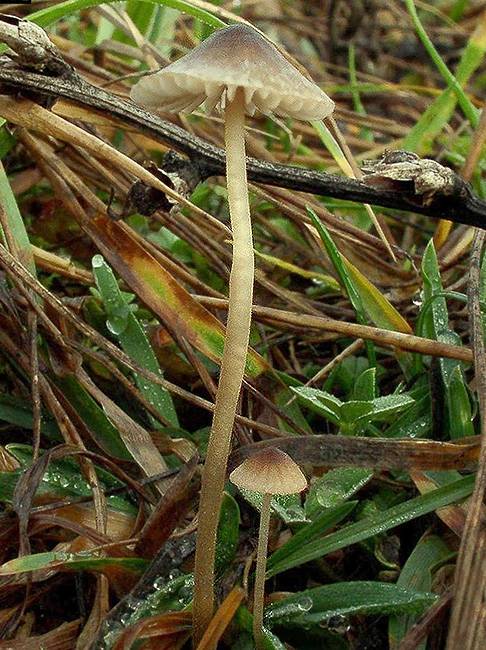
[
  {"left": 28, "top": 0, "right": 226, "bottom": 30},
  {"left": 353, "top": 367, "right": 376, "bottom": 401},
  {"left": 265, "top": 582, "right": 437, "bottom": 630},
  {"left": 305, "top": 468, "right": 372, "bottom": 519},
  {"left": 92, "top": 254, "right": 179, "bottom": 427},
  {"left": 266, "top": 474, "right": 474, "bottom": 577},
  {"left": 404, "top": 0, "right": 478, "bottom": 127},
  {"left": 450, "top": 0, "right": 470, "bottom": 22},
  {"left": 0, "top": 393, "right": 59, "bottom": 438},
  {"left": 389, "top": 535, "right": 450, "bottom": 649},
  {"left": 55, "top": 375, "right": 132, "bottom": 460},
  {"left": 307, "top": 208, "right": 376, "bottom": 365},
  {"left": 290, "top": 386, "right": 342, "bottom": 424},
  {"left": 0, "top": 128, "right": 15, "bottom": 159},
  {"left": 0, "top": 161, "right": 36, "bottom": 276},
  {"left": 307, "top": 209, "right": 366, "bottom": 322},
  {"left": 420, "top": 240, "right": 473, "bottom": 438},
  {"left": 311, "top": 121, "right": 354, "bottom": 176},
  {"left": 4, "top": 442, "right": 136, "bottom": 513},
  {"left": 126, "top": 0, "right": 158, "bottom": 38},
  {"left": 0, "top": 550, "right": 147, "bottom": 576},
  {"left": 348, "top": 44, "right": 373, "bottom": 142},
  {"left": 215, "top": 492, "right": 240, "bottom": 576},
  {"left": 151, "top": 5, "right": 178, "bottom": 53},
  {"left": 341, "top": 257, "right": 413, "bottom": 334},
  {"left": 403, "top": 2, "right": 486, "bottom": 153},
  {"left": 266, "top": 502, "right": 357, "bottom": 573}
]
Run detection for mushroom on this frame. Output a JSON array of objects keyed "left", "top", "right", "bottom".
[
  {"left": 230, "top": 447, "right": 307, "bottom": 650},
  {"left": 129, "top": 23, "right": 334, "bottom": 644}
]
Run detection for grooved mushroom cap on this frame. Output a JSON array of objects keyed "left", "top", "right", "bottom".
[
  {"left": 130, "top": 24, "right": 334, "bottom": 120},
  {"left": 230, "top": 448, "right": 307, "bottom": 495}
]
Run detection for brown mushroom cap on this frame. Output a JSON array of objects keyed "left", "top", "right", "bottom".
[
  {"left": 130, "top": 24, "right": 334, "bottom": 120},
  {"left": 229, "top": 447, "right": 307, "bottom": 495}
]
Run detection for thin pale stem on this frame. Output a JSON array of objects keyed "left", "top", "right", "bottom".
[
  {"left": 253, "top": 493, "right": 272, "bottom": 650},
  {"left": 192, "top": 87, "right": 254, "bottom": 647}
]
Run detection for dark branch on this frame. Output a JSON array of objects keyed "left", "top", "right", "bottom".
[
  {"left": 0, "top": 17, "right": 485, "bottom": 228},
  {"left": 229, "top": 435, "right": 479, "bottom": 473}
]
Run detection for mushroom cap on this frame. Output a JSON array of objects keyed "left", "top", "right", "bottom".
[
  {"left": 130, "top": 24, "right": 334, "bottom": 120},
  {"left": 229, "top": 447, "right": 307, "bottom": 495}
]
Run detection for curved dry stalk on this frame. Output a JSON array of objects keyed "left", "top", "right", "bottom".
[
  {"left": 195, "top": 587, "right": 245, "bottom": 650},
  {"left": 195, "top": 297, "right": 473, "bottom": 363},
  {"left": 446, "top": 229, "right": 486, "bottom": 650},
  {"left": 0, "top": 95, "right": 219, "bottom": 230}
]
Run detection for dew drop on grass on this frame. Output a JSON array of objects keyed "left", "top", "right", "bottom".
[
  {"left": 319, "top": 614, "right": 350, "bottom": 634},
  {"left": 92, "top": 255, "right": 104, "bottom": 269},
  {"left": 106, "top": 316, "right": 128, "bottom": 336},
  {"left": 266, "top": 596, "right": 313, "bottom": 625}
]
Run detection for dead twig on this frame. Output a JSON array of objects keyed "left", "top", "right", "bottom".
[{"left": 0, "top": 16, "right": 485, "bottom": 227}]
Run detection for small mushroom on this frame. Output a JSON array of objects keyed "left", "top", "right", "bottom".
[
  {"left": 230, "top": 447, "right": 307, "bottom": 650},
  {"left": 130, "top": 24, "right": 333, "bottom": 644}
]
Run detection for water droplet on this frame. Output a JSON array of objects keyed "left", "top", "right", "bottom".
[
  {"left": 320, "top": 614, "right": 350, "bottom": 633},
  {"left": 106, "top": 315, "right": 128, "bottom": 336},
  {"left": 297, "top": 597, "right": 313, "bottom": 612},
  {"left": 92, "top": 255, "right": 104, "bottom": 269}
]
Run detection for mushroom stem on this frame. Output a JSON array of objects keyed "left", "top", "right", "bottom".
[
  {"left": 253, "top": 492, "right": 272, "bottom": 650},
  {"left": 192, "top": 86, "right": 254, "bottom": 646}
]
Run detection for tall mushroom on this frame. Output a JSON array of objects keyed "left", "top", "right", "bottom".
[{"left": 130, "top": 24, "right": 334, "bottom": 644}]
